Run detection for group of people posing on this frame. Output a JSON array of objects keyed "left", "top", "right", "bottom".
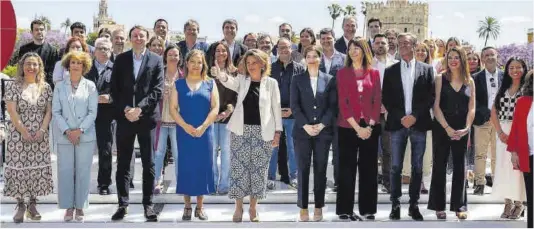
[{"left": 3, "top": 16, "right": 533, "bottom": 227}]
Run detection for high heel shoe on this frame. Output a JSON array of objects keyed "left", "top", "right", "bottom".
[
  {"left": 509, "top": 202, "right": 525, "bottom": 219},
  {"left": 182, "top": 207, "right": 192, "bottom": 221},
  {"left": 194, "top": 207, "right": 208, "bottom": 220},
  {"left": 298, "top": 209, "right": 309, "bottom": 222},
  {"left": 26, "top": 199, "right": 41, "bottom": 221},
  {"left": 64, "top": 208, "right": 74, "bottom": 222},
  {"left": 313, "top": 208, "right": 323, "bottom": 222},
  {"left": 75, "top": 209, "right": 84, "bottom": 222},
  {"left": 436, "top": 211, "right": 447, "bottom": 220},
  {"left": 501, "top": 199, "right": 513, "bottom": 219},
  {"left": 13, "top": 201, "right": 26, "bottom": 223},
  {"left": 232, "top": 208, "right": 244, "bottom": 222},
  {"left": 456, "top": 211, "right": 468, "bottom": 220},
  {"left": 249, "top": 208, "right": 259, "bottom": 222}
]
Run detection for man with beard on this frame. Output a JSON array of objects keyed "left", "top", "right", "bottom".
[
  {"left": 272, "top": 23, "right": 298, "bottom": 56},
  {"left": 372, "top": 33, "right": 398, "bottom": 194},
  {"left": 257, "top": 34, "right": 277, "bottom": 63},
  {"left": 385, "top": 29, "right": 401, "bottom": 61},
  {"left": 18, "top": 19, "right": 59, "bottom": 87}
]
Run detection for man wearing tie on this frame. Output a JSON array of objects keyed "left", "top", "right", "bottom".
[{"left": 110, "top": 25, "right": 164, "bottom": 222}]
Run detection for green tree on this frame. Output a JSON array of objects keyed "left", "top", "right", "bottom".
[
  {"left": 86, "top": 32, "right": 99, "bottom": 46},
  {"left": 328, "top": 3, "right": 344, "bottom": 29},
  {"left": 344, "top": 5, "right": 357, "bottom": 16},
  {"left": 61, "top": 18, "right": 72, "bottom": 35},
  {"left": 477, "top": 16, "right": 501, "bottom": 47},
  {"left": 1, "top": 65, "right": 17, "bottom": 77},
  {"left": 36, "top": 15, "right": 52, "bottom": 31}
]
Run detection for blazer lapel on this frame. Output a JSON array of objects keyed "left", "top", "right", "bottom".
[
  {"left": 64, "top": 78, "right": 76, "bottom": 118},
  {"left": 232, "top": 43, "right": 240, "bottom": 62},
  {"left": 395, "top": 63, "right": 406, "bottom": 109},
  {"left": 479, "top": 70, "right": 488, "bottom": 101},
  {"left": 302, "top": 72, "right": 315, "bottom": 99},
  {"left": 319, "top": 56, "right": 326, "bottom": 73},
  {"left": 316, "top": 72, "right": 327, "bottom": 97}
]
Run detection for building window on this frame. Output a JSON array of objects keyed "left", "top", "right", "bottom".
[{"left": 404, "top": 28, "right": 408, "bottom": 32}]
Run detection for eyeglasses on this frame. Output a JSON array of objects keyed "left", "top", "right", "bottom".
[{"left": 97, "top": 47, "right": 110, "bottom": 52}]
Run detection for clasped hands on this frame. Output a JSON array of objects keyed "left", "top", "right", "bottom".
[
  {"left": 303, "top": 123, "right": 325, "bottom": 137},
  {"left": 182, "top": 123, "right": 208, "bottom": 138},
  {"left": 20, "top": 128, "right": 46, "bottom": 143},
  {"left": 124, "top": 107, "right": 142, "bottom": 122},
  {"left": 445, "top": 126, "right": 469, "bottom": 140},
  {"left": 65, "top": 128, "right": 82, "bottom": 145}
]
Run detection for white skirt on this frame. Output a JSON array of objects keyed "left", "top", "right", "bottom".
[{"left": 492, "top": 121, "right": 526, "bottom": 201}]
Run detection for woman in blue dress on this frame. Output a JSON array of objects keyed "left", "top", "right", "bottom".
[{"left": 170, "top": 49, "right": 220, "bottom": 221}]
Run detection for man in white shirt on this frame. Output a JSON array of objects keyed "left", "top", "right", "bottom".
[
  {"left": 372, "top": 33, "right": 398, "bottom": 193},
  {"left": 472, "top": 46, "right": 504, "bottom": 195}
]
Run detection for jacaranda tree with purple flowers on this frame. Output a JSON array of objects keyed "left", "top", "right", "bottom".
[{"left": 497, "top": 43, "right": 533, "bottom": 70}]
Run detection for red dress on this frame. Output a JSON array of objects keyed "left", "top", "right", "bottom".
[{"left": 507, "top": 96, "right": 533, "bottom": 172}]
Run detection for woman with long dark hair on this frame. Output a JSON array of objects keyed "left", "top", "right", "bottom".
[{"left": 491, "top": 57, "right": 528, "bottom": 220}]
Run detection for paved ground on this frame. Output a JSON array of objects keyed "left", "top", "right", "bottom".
[{"left": 0, "top": 149, "right": 525, "bottom": 227}]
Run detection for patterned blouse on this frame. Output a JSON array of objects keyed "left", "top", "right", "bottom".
[{"left": 497, "top": 90, "right": 520, "bottom": 121}]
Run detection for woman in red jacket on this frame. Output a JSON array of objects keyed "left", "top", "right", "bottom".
[
  {"left": 335, "top": 38, "right": 381, "bottom": 221},
  {"left": 507, "top": 70, "right": 533, "bottom": 227}
]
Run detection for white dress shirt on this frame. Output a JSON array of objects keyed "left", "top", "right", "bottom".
[
  {"left": 133, "top": 49, "right": 146, "bottom": 80},
  {"left": 323, "top": 52, "right": 334, "bottom": 74},
  {"left": 485, "top": 69, "right": 499, "bottom": 110},
  {"left": 374, "top": 58, "right": 387, "bottom": 89},
  {"left": 401, "top": 58, "right": 416, "bottom": 115},
  {"left": 343, "top": 36, "right": 350, "bottom": 50},
  {"left": 224, "top": 40, "right": 236, "bottom": 59},
  {"left": 528, "top": 101, "right": 533, "bottom": 156},
  {"left": 310, "top": 75, "right": 318, "bottom": 97}
]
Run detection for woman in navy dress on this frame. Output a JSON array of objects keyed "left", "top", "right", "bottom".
[{"left": 170, "top": 49, "right": 220, "bottom": 221}]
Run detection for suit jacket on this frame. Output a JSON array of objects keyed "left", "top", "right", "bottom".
[
  {"left": 319, "top": 51, "right": 346, "bottom": 77},
  {"left": 473, "top": 69, "right": 504, "bottom": 126},
  {"left": 18, "top": 42, "right": 59, "bottom": 87},
  {"left": 507, "top": 96, "right": 533, "bottom": 172},
  {"left": 367, "top": 39, "right": 375, "bottom": 56},
  {"left": 52, "top": 77, "right": 98, "bottom": 144},
  {"left": 290, "top": 71, "right": 336, "bottom": 139},
  {"left": 219, "top": 74, "right": 282, "bottom": 141},
  {"left": 231, "top": 42, "right": 248, "bottom": 67},
  {"left": 334, "top": 37, "right": 347, "bottom": 54},
  {"left": 85, "top": 60, "right": 115, "bottom": 118},
  {"left": 382, "top": 61, "right": 435, "bottom": 132},
  {"left": 110, "top": 50, "right": 164, "bottom": 128}
]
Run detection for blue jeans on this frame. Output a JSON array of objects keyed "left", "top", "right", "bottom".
[
  {"left": 268, "top": 118, "right": 297, "bottom": 181},
  {"left": 212, "top": 123, "right": 231, "bottom": 192},
  {"left": 153, "top": 126, "right": 178, "bottom": 183},
  {"left": 389, "top": 128, "right": 427, "bottom": 205}
]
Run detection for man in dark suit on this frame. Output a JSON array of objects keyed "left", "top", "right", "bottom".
[
  {"left": 382, "top": 33, "right": 434, "bottom": 221},
  {"left": 18, "top": 19, "right": 59, "bottom": 88},
  {"left": 110, "top": 25, "right": 163, "bottom": 222},
  {"left": 85, "top": 38, "right": 115, "bottom": 196},
  {"left": 220, "top": 19, "right": 247, "bottom": 67},
  {"left": 366, "top": 18, "right": 382, "bottom": 56},
  {"left": 472, "top": 46, "right": 503, "bottom": 195},
  {"left": 272, "top": 23, "right": 298, "bottom": 56},
  {"left": 318, "top": 28, "right": 345, "bottom": 191},
  {"left": 334, "top": 16, "right": 357, "bottom": 54}
]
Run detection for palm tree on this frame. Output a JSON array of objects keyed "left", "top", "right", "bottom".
[
  {"left": 36, "top": 15, "right": 52, "bottom": 31},
  {"left": 344, "top": 5, "right": 357, "bottom": 16},
  {"left": 61, "top": 18, "right": 72, "bottom": 35},
  {"left": 328, "top": 3, "right": 344, "bottom": 29},
  {"left": 477, "top": 16, "right": 501, "bottom": 47}
]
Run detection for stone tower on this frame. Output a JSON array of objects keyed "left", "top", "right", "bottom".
[
  {"left": 92, "top": 0, "right": 123, "bottom": 33},
  {"left": 363, "top": 0, "right": 429, "bottom": 40}
]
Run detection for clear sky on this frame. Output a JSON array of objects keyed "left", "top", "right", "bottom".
[{"left": 11, "top": 0, "right": 534, "bottom": 50}]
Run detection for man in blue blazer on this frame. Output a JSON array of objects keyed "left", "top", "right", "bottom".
[
  {"left": 110, "top": 26, "right": 163, "bottom": 222},
  {"left": 334, "top": 16, "right": 357, "bottom": 54}
]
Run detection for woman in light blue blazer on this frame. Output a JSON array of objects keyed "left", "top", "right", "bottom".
[{"left": 52, "top": 51, "right": 98, "bottom": 222}]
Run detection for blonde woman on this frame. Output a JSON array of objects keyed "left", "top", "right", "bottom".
[
  {"left": 4, "top": 52, "right": 53, "bottom": 223},
  {"left": 147, "top": 36, "right": 165, "bottom": 56},
  {"left": 212, "top": 49, "right": 282, "bottom": 222},
  {"left": 52, "top": 51, "right": 98, "bottom": 221},
  {"left": 170, "top": 49, "right": 219, "bottom": 221}
]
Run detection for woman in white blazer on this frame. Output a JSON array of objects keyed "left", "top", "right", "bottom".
[
  {"left": 212, "top": 49, "right": 282, "bottom": 222},
  {"left": 52, "top": 51, "right": 98, "bottom": 222}
]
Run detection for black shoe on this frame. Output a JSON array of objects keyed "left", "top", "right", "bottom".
[
  {"left": 349, "top": 212, "right": 363, "bottom": 221},
  {"left": 130, "top": 182, "right": 135, "bottom": 189},
  {"left": 473, "top": 185, "right": 485, "bottom": 195},
  {"left": 99, "top": 187, "right": 110, "bottom": 195},
  {"left": 381, "top": 184, "right": 391, "bottom": 194},
  {"left": 332, "top": 185, "right": 338, "bottom": 192},
  {"left": 338, "top": 214, "right": 350, "bottom": 220},
  {"left": 485, "top": 174, "right": 493, "bottom": 187},
  {"left": 389, "top": 203, "right": 401, "bottom": 220},
  {"left": 111, "top": 206, "right": 128, "bottom": 221},
  {"left": 408, "top": 205, "right": 424, "bottom": 221},
  {"left": 364, "top": 214, "right": 375, "bottom": 220},
  {"left": 144, "top": 205, "right": 158, "bottom": 222}
]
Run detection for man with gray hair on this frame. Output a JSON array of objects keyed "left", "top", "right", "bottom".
[
  {"left": 85, "top": 37, "right": 115, "bottom": 195},
  {"left": 257, "top": 34, "right": 277, "bottom": 63},
  {"left": 111, "top": 29, "right": 126, "bottom": 62},
  {"left": 335, "top": 15, "right": 357, "bottom": 54}
]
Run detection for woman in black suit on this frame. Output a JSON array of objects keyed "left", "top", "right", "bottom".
[{"left": 290, "top": 46, "right": 337, "bottom": 222}]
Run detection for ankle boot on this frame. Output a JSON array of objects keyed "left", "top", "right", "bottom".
[
  {"left": 26, "top": 198, "right": 41, "bottom": 220},
  {"left": 13, "top": 199, "right": 26, "bottom": 223}
]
